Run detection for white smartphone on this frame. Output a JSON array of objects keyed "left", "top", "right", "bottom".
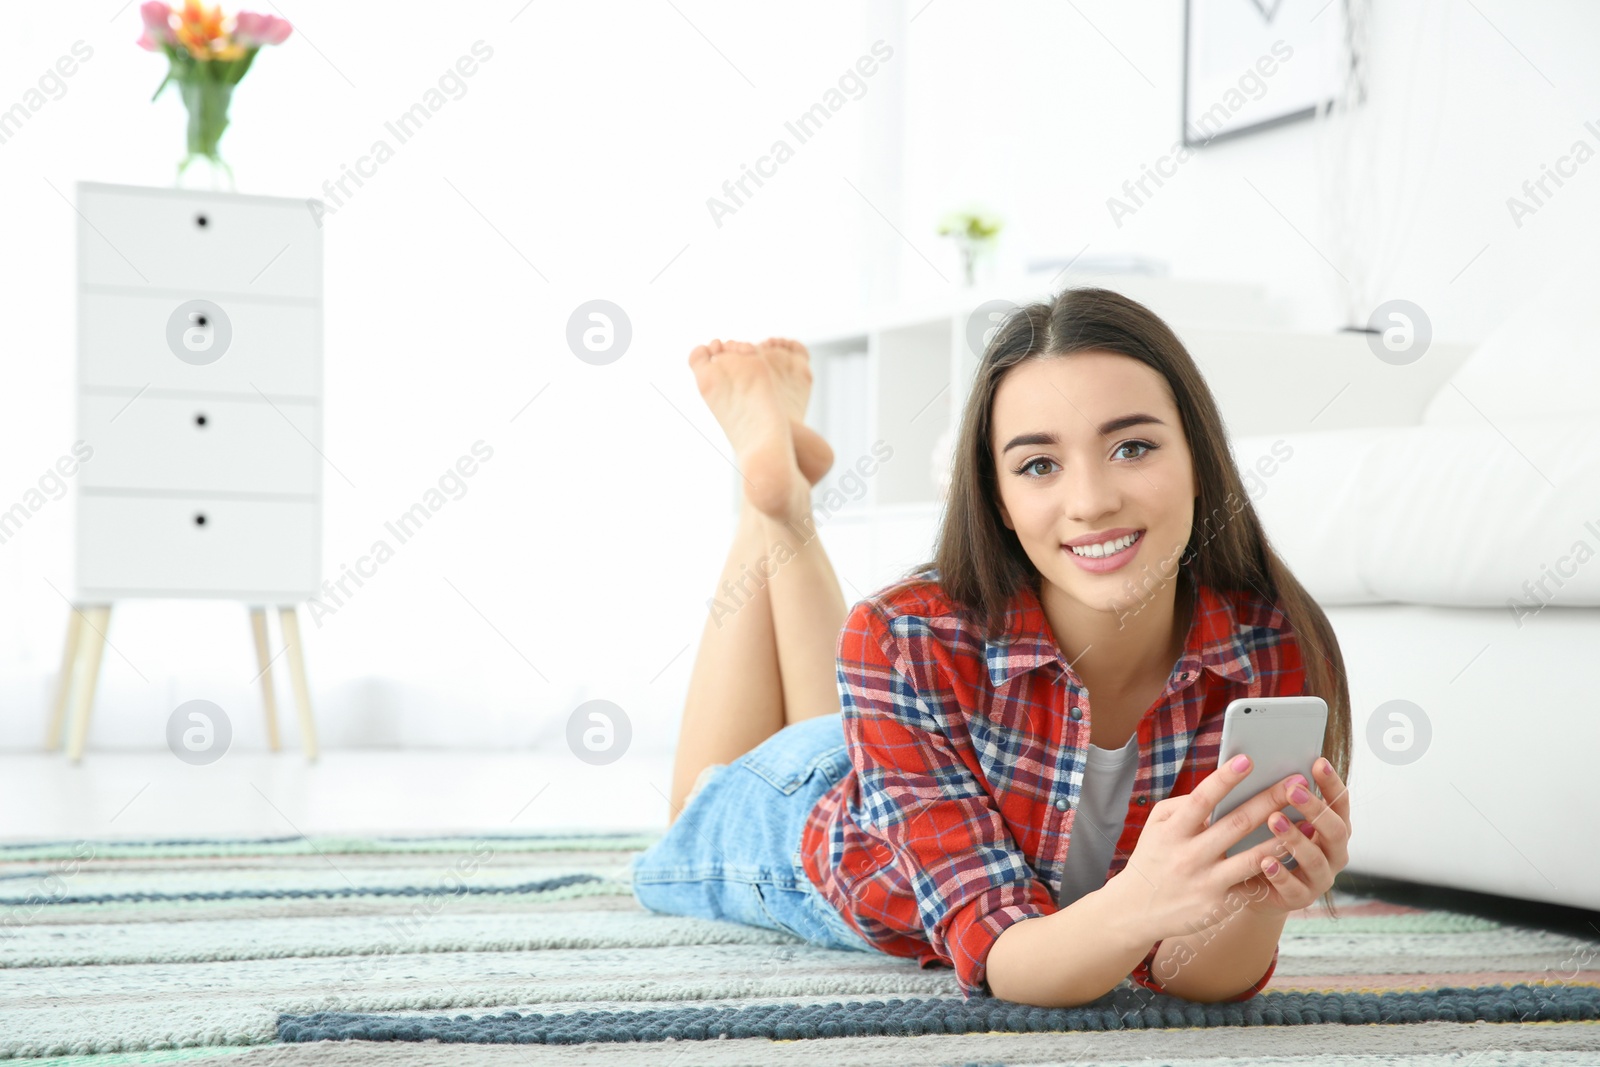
[{"left": 1211, "top": 696, "right": 1328, "bottom": 858}]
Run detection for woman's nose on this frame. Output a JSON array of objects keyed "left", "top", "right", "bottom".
[{"left": 1060, "top": 462, "right": 1119, "bottom": 519}]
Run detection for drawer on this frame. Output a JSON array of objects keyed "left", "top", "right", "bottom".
[
  {"left": 78, "top": 395, "right": 321, "bottom": 496},
  {"left": 77, "top": 182, "right": 321, "bottom": 300},
  {"left": 75, "top": 495, "right": 320, "bottom": 600},
  {"left": 79, "top": 291, "right": 321, "bottom": 397}
]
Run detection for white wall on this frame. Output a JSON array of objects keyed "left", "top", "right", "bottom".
[
  {"left": 895, "top": 0, "right": 1600, "bottom": 341},
  {"left": 1, "top": 0, "right": 1594, "bottom": 751}
]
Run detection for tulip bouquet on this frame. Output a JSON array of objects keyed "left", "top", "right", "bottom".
[{"left": 138, "top": 0, "right": 292, "bottom": 186}]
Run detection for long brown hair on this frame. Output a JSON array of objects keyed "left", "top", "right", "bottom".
[{"left": 916, "top": 286, "right": 1350, "bottom": 916}]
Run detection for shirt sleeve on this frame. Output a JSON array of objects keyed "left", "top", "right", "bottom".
[{"left": 838, "top": 601, "right": 1058, "bottom": 1000}]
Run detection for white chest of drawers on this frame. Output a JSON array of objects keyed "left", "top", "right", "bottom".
[{"left": 49, "top": 181, "right": 325, "bottom": 762}]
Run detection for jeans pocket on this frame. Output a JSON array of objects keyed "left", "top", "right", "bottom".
[
  {"left": 755, "top": 876, "right": 867, "bottom": 953},
  {"left": 740, "top": 716, "right": 849, "bottom": 796},
  {"left": 751, "top": 880, "right": 823, "bottom": 944}
]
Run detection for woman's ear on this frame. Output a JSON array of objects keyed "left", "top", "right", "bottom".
[{"left": 997, "top": 498, "right": 1014, "bottom": 531}]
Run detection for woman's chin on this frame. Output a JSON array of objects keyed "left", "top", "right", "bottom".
[{"left": 1041, "top": 548, "right": 1182, "bottom": 616}]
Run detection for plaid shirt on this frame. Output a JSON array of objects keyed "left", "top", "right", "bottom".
[{"left": 799, "top": 561, "right": 1305, "bottom": 1001}]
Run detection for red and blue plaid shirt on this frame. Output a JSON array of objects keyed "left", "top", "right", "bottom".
[{"left": 800, "top": 561, "right": 1305, "bottom": 1001}]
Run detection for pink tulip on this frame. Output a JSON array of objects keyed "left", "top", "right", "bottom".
[
  {"left": 136, "top": 1, "right": 177, "bottom": 50},
  {"left": 233, "top": 10, "right": 292, "bottom": 47}
]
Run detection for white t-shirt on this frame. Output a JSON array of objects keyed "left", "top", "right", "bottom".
[{"left": 1057, "top": 731, "right": 1141, "bottom": 907}]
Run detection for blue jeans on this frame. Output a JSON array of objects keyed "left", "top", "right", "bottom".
[{"left": 630, "top": 712, "right": 877, "bottom": 954}]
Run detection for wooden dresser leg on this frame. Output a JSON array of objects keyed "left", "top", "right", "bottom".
[
  {"left": 46, "top": 608, "right": 86, "bottom": 751},
  {"left": 250, "top": 606, "right": 282, "bottom": 752},
  {"left": 279, "top": 604, "right": 318, "bottom": 763},
  {"left": 65, "top": 605, "right": 112, "bottom": 763}
]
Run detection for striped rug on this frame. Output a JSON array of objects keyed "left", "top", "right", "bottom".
[{"left": 1, "top": 833, "right": 1596, "bottom": 1065}]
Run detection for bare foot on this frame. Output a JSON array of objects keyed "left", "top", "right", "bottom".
[
  {"left": 756, "top": 337, "right": 814, "bottom": 422},
  {"left": 791, "top": 419, "right": 834, "bottom": 486},
  {"left": 758, "top": 338, "right": 834, "bottom": 485},
  {"left": 688, "top": 339, "right": 805, "bottom": 518}
]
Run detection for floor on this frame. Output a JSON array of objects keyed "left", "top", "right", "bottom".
[
  {"left": 0, "top": 750, "right": 680, "bottom": 842},
  {"left": 8, "top": 750, "right": 1599, "bottom": 1063},
  {"left": 7, "top": 747, "right": 1596, "bottom": 946}
]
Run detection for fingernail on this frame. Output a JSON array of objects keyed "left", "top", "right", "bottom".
[
  {"left": 1289, "top": 786, "right": 1310, "bottom": 804},
  {"left": 1298, "top": 822, "right": 1316, "bottom": 838},
  {"left": 1264, "top": 858, "right": 1280, "bottom": 875},
  {"left": 1231, "top": 754, "right": 1250, "bottom": 772}
]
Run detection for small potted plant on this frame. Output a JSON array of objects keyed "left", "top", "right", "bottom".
[
  {"left": 936, "top": 206, "right": 1004, "bottom": 288},
  {"left": 138, "top": 0, "right": 293, "bottom": 188}
]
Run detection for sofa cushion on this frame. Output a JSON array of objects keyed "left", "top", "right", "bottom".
[
  {"left": 1351, "top": 415, "right": 1600, "bottom": 609},
  {"left": 1234, "top": 415, "right": 1600, "bottom": 608},
  {"left": 1228, "top": 427, "right": 1396, "bottom": 605}
]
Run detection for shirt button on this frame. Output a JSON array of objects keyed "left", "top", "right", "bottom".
[
  {"left": 1069, "top": 707, "right": 1083, "bottom": 720},
  {"left": 1136, "top": 795, "right": 1149, "bottom": 805},
  {"left": 1055, "top": 799, "right": 1068, "bottom": 811}
]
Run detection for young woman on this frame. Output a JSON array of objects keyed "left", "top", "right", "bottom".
[{"left": 629, "top": 287, "right": 1353, "bottom": 1009}]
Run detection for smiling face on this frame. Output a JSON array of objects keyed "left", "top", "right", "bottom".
[{"left": 990, "top": 350, "right": 1197, "bottom": 617}]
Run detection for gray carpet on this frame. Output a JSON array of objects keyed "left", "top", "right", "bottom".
[{"left": 2, "top": 832, "right": 1596, "bottom": 1065}]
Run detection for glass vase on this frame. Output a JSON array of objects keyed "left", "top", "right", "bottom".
[
  {"left": 957, "top": 238, "right": 997, "bottom": 288},
  {"left": 176, "top": 78, "right": 237, "bottom": 191}
]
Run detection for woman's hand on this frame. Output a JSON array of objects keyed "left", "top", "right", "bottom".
[
  {"left": 1234, "top": 757, "right": 1352, "bottom": 916},
  {"left": 1115, "top": 753, "right": 1323, "bottom": 943}
]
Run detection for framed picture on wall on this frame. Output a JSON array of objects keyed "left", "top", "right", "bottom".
[{"left": 1182, "top": 0, "right": 1351, "bottom": 147}]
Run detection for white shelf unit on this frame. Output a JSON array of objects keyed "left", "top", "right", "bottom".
[
  {"left": 769, "top": 276, "right": 1471, "bottom": 602},
  {"left": 787, "top": 273, "right": 1294, "bottom": 511},
  {"left": 808, "top": 318, "right": 957, "bottom": 512},
  {"left": 50, "top": 181, "right": 325, "bottom": 762},
  {"left": 797, "top": 319, "right": 952, "bottom": 514}
]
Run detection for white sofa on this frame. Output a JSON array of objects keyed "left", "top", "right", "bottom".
[
  {"left": 1220, "top": 272, "right": 1600, "bottom": 913},
  {"left": 825, "top": 275, "right": 1600, "bottom": 912}
]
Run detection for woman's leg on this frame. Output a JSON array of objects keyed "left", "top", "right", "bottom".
[
  {"left": 755, "top": 341, "right": 850, "bottom": 724},
  {"left": 667, "top": 338, "right": 849, "bottom": 825}
]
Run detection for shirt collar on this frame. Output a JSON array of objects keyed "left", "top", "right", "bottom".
[{"left": 982, "top": 560, "right": 1258, "bottom": 689}]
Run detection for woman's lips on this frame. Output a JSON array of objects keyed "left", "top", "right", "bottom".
[{"left": 1063, "top": 529, "right": 1143, "bottom": 573}]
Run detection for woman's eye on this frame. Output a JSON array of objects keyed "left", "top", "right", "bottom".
[{"left": 1015, "top": 442, "right": 1155, "bottom": 478}]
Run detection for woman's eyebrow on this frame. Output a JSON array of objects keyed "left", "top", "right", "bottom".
[{"left": 1001, "top": 414, "right": 1166, "bottom": 454}]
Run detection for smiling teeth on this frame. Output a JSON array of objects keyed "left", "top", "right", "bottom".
[{"left": 1071, "top": 531, "right": 1141, "bottom": 557}]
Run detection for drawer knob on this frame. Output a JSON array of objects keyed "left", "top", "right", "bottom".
[
  {"left": 165, "top": 300, "right": 231, "bottom": 366},
  {"left": 194, "top": 512, "right": 207, "bottom": 527},
  {"left": 194, "top": 413, "right": 208, "bottom": 428}
]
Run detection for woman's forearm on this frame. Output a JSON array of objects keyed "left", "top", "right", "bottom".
[
  {"left": 985, "top": 874, "right": 1158, "bottom": 1006},
  {"left": 1147, "top": 893, "right": 1286, "bottom": 1001}
]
